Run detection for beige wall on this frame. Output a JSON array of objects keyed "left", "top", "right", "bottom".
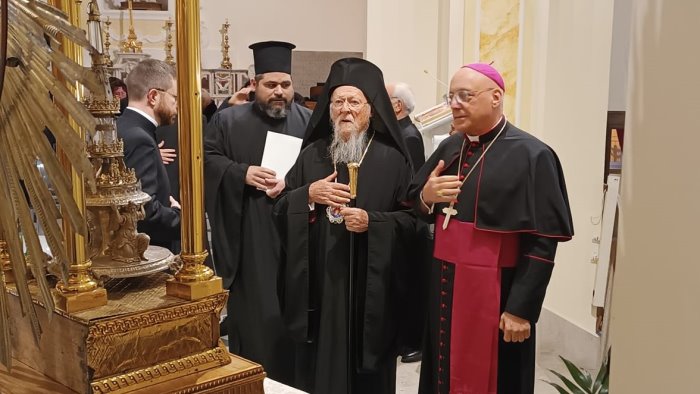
[
  {"left": 608, "top": 0, "right": 634, "bottom": 112},
  {"left": 94, "top": 0, "right": 447, "bottom": 113},
  {"left": 94, "top": 1, "right": 367, "bottom": 70},
  {"left": 611, "top": 1, "right": 700, "bottom": 392},
  {"left": 531, "top": 0, "right": 614, "bottom": 335},
  {"left": 199, "top": 0, "right": 367, "bottom": 70},
  {"left": 366, "top": 0, "right": 442, "bottom": 113}
]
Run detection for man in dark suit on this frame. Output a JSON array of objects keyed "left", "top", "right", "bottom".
[{"left": 117, "top": 59, "right": 181, "bottom": 251}]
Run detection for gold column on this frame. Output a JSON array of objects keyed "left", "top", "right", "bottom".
[
  {"left": 166, "top": 0, "right": 222, "bottom": 300},
  {"left": 53, "top": 0, "right": 107, "bottom": 312}
]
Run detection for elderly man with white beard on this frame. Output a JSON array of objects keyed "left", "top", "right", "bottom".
[{"left": 272, "top": 58, "right": 418, "bottom": 394}]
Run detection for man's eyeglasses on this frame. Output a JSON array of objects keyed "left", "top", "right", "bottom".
[
  {"left": 330, "top": 97, "right": 368, "bottom": 112},
  {"left": 445, "top": 88, "right": 496, "bottom": 105},
  {"left": 152, "top": 88, "right": 178, "bottom": 100}
]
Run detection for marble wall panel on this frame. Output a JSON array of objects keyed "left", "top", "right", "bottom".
[{"left": 479, "top": 0, "right": 520, "bottom": 122}]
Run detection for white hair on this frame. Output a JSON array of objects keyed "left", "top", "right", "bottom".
[{"left": 392, "top": 82, "right": 416, "bottom": 114}]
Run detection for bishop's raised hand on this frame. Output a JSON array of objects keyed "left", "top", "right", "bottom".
[{"left": 422, "top": 160, "right": 461, "bottom": 205}]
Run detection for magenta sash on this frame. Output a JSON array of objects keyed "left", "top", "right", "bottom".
[{"left": 433, "top": 214, "right": 519, "bottom": 393}]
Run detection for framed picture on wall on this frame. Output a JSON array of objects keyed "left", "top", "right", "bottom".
[
  {"left": 98, "top": 0, "right": 170, "bottom": 11},
  {"left": 112, "top": 0, "right": 168, "bottom": 11},
  {"left": 99, "top": 0, "right": 174, "bottom": 21}
]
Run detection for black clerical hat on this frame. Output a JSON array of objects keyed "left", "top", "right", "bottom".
[
  {"left": 303, "top": 57, "right": 412, "bottom": 166},
  {"left": 248, "top": 41, "right": 296, "bottom": 75}
]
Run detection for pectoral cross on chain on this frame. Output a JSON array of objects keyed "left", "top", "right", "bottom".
[{"left": 442, "top": 203, "right": 458, "bottom": 230}]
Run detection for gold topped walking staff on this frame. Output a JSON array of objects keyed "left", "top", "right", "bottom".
[{"left": 348, "top": 162, "right": 359, "bottom": 199}]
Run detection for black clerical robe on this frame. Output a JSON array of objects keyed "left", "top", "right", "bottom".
[
  {"left": 399, "top": 116, "right": 425, "bottom": 171},
  {"left": 272, "top": 132, "right": 417, "bottom": 394},
  {"left": 156, "top": 115, "right": 208, "bottom": 201},
  {"left": 410, "top": 119, "right": 573, "bottom": 394},
  {"left": 397, "top": 115, "right": 430, "bottom": 352},
  {"left": 204, "top": 102, "right": 311, "bottom": 385}
]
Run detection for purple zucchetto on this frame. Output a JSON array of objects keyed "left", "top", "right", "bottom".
[{"left": 463, "top": 63, "right": 505, "bottom": 92}]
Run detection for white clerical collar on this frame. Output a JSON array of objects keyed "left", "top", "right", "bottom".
[
  {"left": 126, "top": 106, "right": 158, "bottom": 127},
  {"left": 465, "top": 116, "right": 505, "bottom": 142}
]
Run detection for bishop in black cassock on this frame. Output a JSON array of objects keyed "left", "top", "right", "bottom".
[
  {"left": 272, "top": 58, "right": 418, "bottom": 394},
  {"left": 410, "top": 64, "right": 574, "bottom": 394},
  {"left": 204, "top": 41, "right": 311, "bottom": 385}
]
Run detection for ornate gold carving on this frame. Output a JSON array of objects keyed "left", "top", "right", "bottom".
[
  {"left": 82, "top": 2, "right": 159, "bottom": 276},
  {"left": 168, "top": 363, "right": 266, "bottom": 394},
  {"left": 56, "top": 259, "right": 99, "bottom": 293},
  {"left": 104, "top": 203, "right": 147, "bottom": 262},
  {"left": 89, "top": 313, "right": 212, "bottom": 377},
  {"left": 88, "top": 203, "right": 149, "bottom": 264},
  {"left": 0, "top": 239, "right": 13, "bottom": 284},
  {"left": 175, "top": 251, "right": 214, "bottom": 282},
  {"left": 88, "top": 139, "right": 125, "bottom": 156},
  {"left": 90, "top": 343, "right": 232, "bottom": 393},
  {"left": 220, "top": 19, "right": 232, "bottom": 69},
  {"left": 86, "top": 292, "right": 227, "bottom": 338},
  {"left": 121, "top": 0, "right": 143, "bottom": 53},
  {"left": 83, "top": 97, "right": 120, "bottom": 114},
  {"left": 91, "top": 245, "right": 174, "bottom": 279},
  {"left": 104, "top": 17, "right": 114, "bottom": 67},
  {"left": 164, "top": 18, "right": 175, "bottom": 66}
]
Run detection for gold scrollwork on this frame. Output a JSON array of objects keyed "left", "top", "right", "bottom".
[
  {"left": 87, "top": 293, "right": 227, "bottom": 339},
  {"left": 90, "top": 343, "right": 232, "bottom": 393}
]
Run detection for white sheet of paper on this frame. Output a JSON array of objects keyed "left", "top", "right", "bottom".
[{"left": 260, "top": 131, "right": 303, "bottom": 180}]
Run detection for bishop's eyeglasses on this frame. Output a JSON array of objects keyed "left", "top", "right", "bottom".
[
  {"left": 330, "top": 97, "right": 368, "bottom": 111},
  {"left": 445, "top": 88, "right": 496, "bottom": 105}
]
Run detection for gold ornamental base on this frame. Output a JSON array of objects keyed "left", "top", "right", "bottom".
[
  {"left": 3, "top": 272, "right": 264, "bottom": 393},
  {"left": 91, "top": 245, "right": 174, "bottom": 280},
  {"left": 2, "top": 268, "right": 14, "bottom": 284},
  {"left": 166, "top": 276, "right": 223, "bottom": 301},
  {"left": 0, "top": 354, "right": 264, "bottom": 394},
  {"left": 55, "top": 286, "right": 109, "bottom": 313}
]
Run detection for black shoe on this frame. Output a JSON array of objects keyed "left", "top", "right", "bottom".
[{"left": 400, "top": 350, "right": 422, "bottom": 363}]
